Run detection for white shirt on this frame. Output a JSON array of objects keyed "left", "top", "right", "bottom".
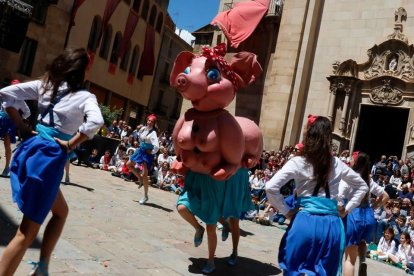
[
  {"left": 265, "top": 156, "right": 368, "bottom": 215},
  {"left": 138, "top": 126, "right": 159, "bottom": 154},
  {"left": 1, "top": 101, "right": 30, "bottom": 119},
  {"left": 377, "top": 237, "right": 396, "bottom": 254},
  {"left": 0, "top": 80, "right": 103, "bottom": 139},
  {"left": 339, "top": 178, "right": 385, "bottom": 205}
]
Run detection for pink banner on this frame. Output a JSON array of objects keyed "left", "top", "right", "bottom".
[
  {"left": 137, "top": 25, "right": 155, "bottom": 78},
  {"left": 70, "top": 0, "right": 86, "bottom": 27},
  {"left": 118, "top": 10, "right": 139, "bottom": 59},
  {"left": 102, "top": 0, "right": 121, "bottom": 27}
]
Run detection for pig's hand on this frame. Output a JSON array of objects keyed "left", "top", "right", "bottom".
[
  {"left": 242, "top": 155, "right": 259, "bottom": 169},
  {"left": 211, "top": 163, "right": 238, "bottom": 181}
]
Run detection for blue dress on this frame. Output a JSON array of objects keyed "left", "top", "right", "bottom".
[
  {"left": 344, "top": 200, "right": 376, "bottom": 246},
  {"left": 279, "top": 185, "right": 345, "bottom": 276},
  {"left": 177, "top": 168, "right": 253, "bottom": 224},
  {"left": 0, "top": 111, "right": 17, "bottom": 143},
  {"left": 10, "top": 124, "right": 71, "bottom": 224},
  {"left": 129, "top": 142, "right": 154, "bottom": 169}
]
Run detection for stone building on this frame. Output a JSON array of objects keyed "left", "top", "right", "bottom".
[
  {"left": 190, "top": 0, "right": 414, "bottom": 161},
  {"left": 147, "top": 15, "right": 192, "bottom": 132}
]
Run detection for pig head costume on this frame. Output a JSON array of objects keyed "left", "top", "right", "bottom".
[{"left": 171, "top": 43, "right": 263, "bottom": 224}]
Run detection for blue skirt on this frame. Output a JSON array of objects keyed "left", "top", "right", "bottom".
[
  {"left": 345, "top": 207, "right": 375, "bottom": 246},
  {"left": 0, "top": 111, "right": 16, "bottom": 143},
  {"left": 279, "top": 197, "right": 344, "bottom": 276},
  {"left": 10, "top": 136, "right": 68, "bottom": 224},
  {"left": 130, "top": 147, "right": 154, "bottom": 169}
]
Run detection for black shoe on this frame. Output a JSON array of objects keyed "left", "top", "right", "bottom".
[{"left": 358, "top": 262, "right": 367, "bottom": 276}]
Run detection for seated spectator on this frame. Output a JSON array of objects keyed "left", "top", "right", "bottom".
[
  {"left": 157, "top": 147, "right": 174, "bottom": 167},
  {"left": 250, "top": 170, "right": 266, "bottom": 198},
  {"left": 399, "top": 184, "right": 414, "bottom": 201},
  {"left": 109, "top": 145, "right": 126, "bottom": 171},
  {"left": 400, "top": 198, "right": 412, "bottom": 216},
  {"left": 254, "top": 202, "right": 274, "bottom": 226},
  {"left": 390, "top": 215, "right": 407, "bottom": 242},
  {"left": 388, "top": 232, "right": 412, "bottom": 269},
  {"left": 390, "top": 169, "right": 403, "bottom": 188},
  {"left": 157, "top": 162, "right": 177, "bottom": 191},
  {"left": 86, "top": 148, "right": 100, "bottom": 168},
  {"left": 99, "top": 150, "right": 113, "bottom": 170},
  {"left": 112, "top": 155, "right": 130, "bottom": 178},
  {"left": 370, "top": 227, "right": 396, "bottom": 261}
]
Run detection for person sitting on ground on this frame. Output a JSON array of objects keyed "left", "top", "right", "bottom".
[
  {"left": 99, "top": 150, "right": 113, "bottom": 170},
  {"left": 399, "top": 184, "right": 414, "bottom": 201},
  {"left": 108, "top": 145, "right": 126, "bottom": 172},
  {"left": 157, "top": 162, "right": 176, "bottom": 191},
  {"left": 370, "top": 227, "right": 396, "bottom": 261},
  {"left": 388, "top": 232, "right": 413, "bottom": 269},
  {"left": 86, "top": 148, "right": 100, "bottom": 168}
]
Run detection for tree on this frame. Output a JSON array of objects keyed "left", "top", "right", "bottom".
[{"left": 99, "top": 104, "right": 123, "bottom": 126}]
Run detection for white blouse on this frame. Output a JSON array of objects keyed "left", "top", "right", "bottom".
[
  {"left": 377, "top": 237, "right": 396, "bottom": 254},
  {"left": 339, "top": 178, "right": 385, "bottom": 205},
  {"left": 265, "top": 156, "right": 368, "bottom": 216},
  {"left": 138, "top": 126, "right": 159, "bottom": 155},
  {"left": 0, "top": 80, "right": 103, "bottom": 139}
]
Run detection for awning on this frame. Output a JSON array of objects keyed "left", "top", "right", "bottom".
[{"left": 0, "top": 0, "right": 33, "bottom": 16}]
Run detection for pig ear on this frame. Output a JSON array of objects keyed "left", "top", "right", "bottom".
[
  {"left": 170, "top": 51, "right": 195, "bottom": 87},
  {"left": 230, "top": 52, "right": 263, "bottom": 88}
]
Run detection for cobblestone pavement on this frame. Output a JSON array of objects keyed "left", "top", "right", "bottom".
[{"left": 0, "top": 158, "right": 407, "bottom": 275}]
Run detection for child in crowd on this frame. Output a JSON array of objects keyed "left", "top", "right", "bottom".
[
  {"left": 370, "top": 228, "right": 396, "bottom": 261},
  {"left": 86, "top": 148, "right": 100, "bottom": 168},
  {"left": 108, "top": 146, "right": 126, "bottom": 172},
  {"left": 389, "top": 232, "right": 413, "bottom": 269},
  {"left": 99, "top": 150, "right": 112, "bottom": 170}
]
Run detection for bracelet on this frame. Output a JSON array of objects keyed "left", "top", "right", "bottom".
[{"left": 67, "top": 140, "right": 72, "bottom": 151}]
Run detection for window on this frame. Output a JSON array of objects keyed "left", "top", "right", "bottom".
[
  {"left": 128, "top": 45, "right": 140, "bottom": 76},
  {"left": 120, "top": 43, "right": 131, "bottom": 71},
  {"left": 162, "top": 62, "right": 170, "bottom": 83},
  {"left": 87, "top": 16, "right": 102, "bottom": 52},
  {"left": 18, "top": 38, "right": 37, "bottom": 76},
  {"left": 141, "top": 0, "right": 149, "bottom": 20},
  {"left": 216, "top": 34, "right": 222, "bottom": 45},
  {"left": 99, "top": 25, "right": 113, "bottom": 59},
  {"left": 132, "top": 0, "right": 142, "bottom": 13},
  {"left": 148, "top": 5, "right": 157, "bottom": 26},
  {"left": 110, "top": 32, "right": 123, "bottom": 64},
  {"left": 26, "top": 0, "right": 48, "bottom": 24},
  {"left": 155, "top": 12, "right": 163, "bottom": 33}
]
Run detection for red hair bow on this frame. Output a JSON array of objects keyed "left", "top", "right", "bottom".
[
  {"left": 200, "top": 43, "right": 239, "bottom": 89},
  {"left": 307, "top": 114, "right": 318, "bottom": 127},
  {"left": 352, "top": 151, "right": 360, "bottom": 161}
]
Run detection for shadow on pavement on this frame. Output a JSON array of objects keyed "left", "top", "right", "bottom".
[
  {"left": 132, "top": 201, "right": 174, "bottom": 213},
  {"left": 61, "top": 182, "right": 94, "bottom": 192},
  {"left": 188, "top": 256, "right": 281, "bottom": 275},
  {"left": 240, "top": 228, "right": 254, "bottom": 237},
  {"left": 0, "top": 206, "right": 42, "bottom": 248}
]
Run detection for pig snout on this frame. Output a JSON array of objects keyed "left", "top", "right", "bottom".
[{"left": 175, "top": 73, "right": 188, "bottom": 92}]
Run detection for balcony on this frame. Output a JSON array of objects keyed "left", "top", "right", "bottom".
[{"left": 222, "top": 0, "right": 283, "bottom": 17}]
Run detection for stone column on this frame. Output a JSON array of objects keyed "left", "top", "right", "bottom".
[
  {"left": 339, "top": 88, "right": 351, "bottom": 131},
  {"left": 327, "top": 83, "right": 337, "bottom": 121}
]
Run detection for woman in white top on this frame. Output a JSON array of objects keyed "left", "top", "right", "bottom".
[
  {"left": 265, "top": 116, "right": 368, "bottom": 276},
  {"left": 126, "top": 114, "right": 159, "bottom": 204},
  {"left": 0, "top": 48, "right": 104, "bottom": 276}
]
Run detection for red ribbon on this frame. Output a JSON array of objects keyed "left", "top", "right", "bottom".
[{"left": 307, "top": 114, "right": 318, "bottom": 127}]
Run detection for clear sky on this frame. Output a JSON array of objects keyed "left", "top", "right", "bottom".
[{"left": 168, "top": 0, "right": 220, "bottom": 32}]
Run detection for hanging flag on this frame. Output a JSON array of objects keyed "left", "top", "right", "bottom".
[
  {"left": 102, "top": 0, "right": 121, "bottom": 27},
  {"left": 211, "top": 0, "right": 270, "bottom": 48},
  {"left": 70, "top": 0, "right": 86, "bottom": 27},
  {"left": 118, "top": 9, "right": 139, "bottom": 59},
  {"left": 137, "top": 25, "right": 155, "bottom": 78}
]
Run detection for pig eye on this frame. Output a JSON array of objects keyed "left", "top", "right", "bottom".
[
  {"left": 183, "top": 67, "right": 191, "bottom": 74},
  {"left": 207, "top": 68, "right": 220, "bottom": 81}
]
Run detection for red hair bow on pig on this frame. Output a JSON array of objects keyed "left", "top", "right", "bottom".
[{"left": 200, "top": 43, "right": 239, "bottom": 89}]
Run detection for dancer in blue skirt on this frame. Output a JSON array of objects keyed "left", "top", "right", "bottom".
[
  {"left": 266, "top": 116, "right": 368, "bottom": 276},
  {"left": 126, "top": 114, "right": 159, "bottom": 204},
  {"left": 342, "top": 152, "right": 389, "bottom": 276},
  {"left": 0, "top": 48, "right": 104, "bottom": 276}
]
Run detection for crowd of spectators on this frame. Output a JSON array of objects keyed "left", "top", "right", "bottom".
[{"left": 74, "top": 120, "right": 414, "bottom": 271}]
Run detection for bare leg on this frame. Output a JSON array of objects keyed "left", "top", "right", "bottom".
[
  {"left": 206, "top": 224, "right": 217, "bottom": 262},
  {"left": 126, "top": 160, "right": 142, "bottom": 183},
  {"left": 0, "top": 217, "right": 41, "bottom": 275},
  {"left": 64, "top": 160, "right": 70, "bottom": 184},
  {"left": 358, "top": 241, "right": 368, "bottom": 276},
  {"left": 141, "top": 162, "right": 149, "bottom": 198},
  {"left": 3, "top": 134, "right": 11, "bottom": 172},
  {"left": 37, "top": 189, "right": 69, "bottom": 271},
  {"left": 229, "top": 218, "right": 240, "bottom": 253},
  {"left": 343, "top": 245, "right": 358, "bottom": 276},
  {"left": 177, "top": 204, "right": 202, "bottom": 230}
]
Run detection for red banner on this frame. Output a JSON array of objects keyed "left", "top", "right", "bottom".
[
  {"left": 102, "top": 0, "right": 121, "bottom": 27},
  {"left": 70, "top": 0, "right": 86, "bottom": 27},
  {"left": 108, "top": 63, "right": 116, "bottom": 74},
  {"left": 127, "top": 74, "right": 134, "bottom": 85},
  {"left": 137, "top": 25, "right": 155, "bottom": 78},
  {"left": 118, "top": 10, "right": 139, "bottom": 59}
]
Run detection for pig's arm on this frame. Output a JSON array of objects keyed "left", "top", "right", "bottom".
[
  {"left": 211, "top": 116, "right": 244, "bottom": 180},
  {"left": 236, "top": 118, "right": 263, "bottom": 168},
  {"left": 172, "top": 115, "right": 185, "bottom": 164}
]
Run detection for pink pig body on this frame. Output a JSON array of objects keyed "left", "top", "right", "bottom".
[{"left": 170, "top": 44, "right": 263, "bottom": 181}]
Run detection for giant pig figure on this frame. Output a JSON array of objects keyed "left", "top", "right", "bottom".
[{"left": 170, "top": 43, "right": 263, "bottom": 181}]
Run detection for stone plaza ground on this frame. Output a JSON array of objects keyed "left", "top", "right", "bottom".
[{"left": 0, "top": 157, "right": 408, "bottom": 275}]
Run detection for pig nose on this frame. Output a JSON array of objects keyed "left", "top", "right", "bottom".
[{"left": 176, "top": 75, "right": 188, "bottom": 89}]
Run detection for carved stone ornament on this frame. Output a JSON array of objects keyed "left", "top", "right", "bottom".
[
  {"left": 370, "top": 79, "right": 403, "bottom": 105},
  {"left": 0, "top": 0, "right": 33, "bottom": 16},
  {"left": 388, "top": 7, "right": 408, "bottom": 44},
  {"left": 364, "top": 50, "right": 414, "bottom": 81}
]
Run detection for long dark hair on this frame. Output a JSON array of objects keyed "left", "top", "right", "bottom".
[
  {"left": 352, "top": 152, "right": 370, "bottom": 185},
  {"left": 303, "top": 116, "right": 333, "bottom": 190},
  {"left": 42, "top": 48, "right": 89, "bottom": 100}
]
